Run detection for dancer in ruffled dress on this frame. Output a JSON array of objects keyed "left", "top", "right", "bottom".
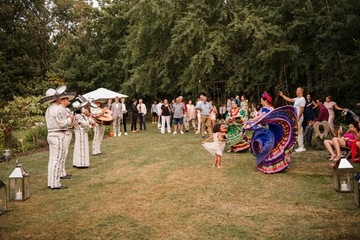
[
  {"left": 225, "top": 100, "right": 250, "bottom": 152},
  {"left": 202, "top": 124, "right": 227, "bottom": 168},
  {"left": 243, "top": 105, "right": 298, "bottom": 173}
]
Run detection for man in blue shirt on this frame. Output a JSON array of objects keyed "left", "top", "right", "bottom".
[{"left": 196, "top": 95, "right": 213, "bottom": 138}]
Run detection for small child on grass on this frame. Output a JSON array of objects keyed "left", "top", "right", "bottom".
[{"left": 202, "top": 123, "right": 227, "bottom": 168}]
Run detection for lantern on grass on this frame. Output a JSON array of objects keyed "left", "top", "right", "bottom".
[
  {"left": 8, "top": 161, "right": 30, "bottom": 201},
  {"left": 0, "top": 180, "right": 7, "bottom": 214},
  {"left": 333, "top": 158, "right": 354, "bottom": 193}
]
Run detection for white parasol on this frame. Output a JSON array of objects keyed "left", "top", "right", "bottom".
[{"left": 83, "top": 88, "right": 128, "bottom": 101}]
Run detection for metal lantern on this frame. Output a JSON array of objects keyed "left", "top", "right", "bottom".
[
  {"left": 0, "top": 180, "right": 7, "bottom": 214},
  {"left": 333, "top": 158, "right": 354, "bottom": 193},
  {"left": 8, "top": 161, "right": 30, "bottom": 201}
]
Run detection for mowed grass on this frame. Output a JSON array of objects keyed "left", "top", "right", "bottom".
[{"left": 1, "top": 124, "right": 360, "bottom": 240}]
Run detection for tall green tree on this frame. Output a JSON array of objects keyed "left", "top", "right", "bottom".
[{"left": 0, "top": 0, "right": 53, "bottom": 104}]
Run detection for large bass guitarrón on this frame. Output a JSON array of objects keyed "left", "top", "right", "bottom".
[{"left": 94, "top": 109, "right": 114, "bottom": 125}]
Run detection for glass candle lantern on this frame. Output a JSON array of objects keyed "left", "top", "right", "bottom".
[
  {"left": 333, "top": 158, "right": 354, "bottom": 193},
  {"left": 8, "top": 162, "right": 30, "bottom": 201}
]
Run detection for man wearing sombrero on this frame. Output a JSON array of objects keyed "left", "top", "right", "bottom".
[
  {"left": 91, "top": 100, "right": 105, "bottom": 156},
  {"left": 39, "top": 86, "right": 76, "bottom": 190}
]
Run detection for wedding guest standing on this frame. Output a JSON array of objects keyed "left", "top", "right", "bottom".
[
  {"left": 241, "top": 95, "right": 249, "bottom": 122},
  {"left": 112, "top": 96, "right": 123, "bottom": 137},
  {"left": 185, "top": 100, "right": 196, "bottom": 131},
  {"left": 104, "top": 98, "right": 112, "bottom": 110},
  {"left": 131, "top": 99, "right": 138, "bottom": 132},
  {"left": 160, "top": 99, "right": 172, "bottom": 134},
  {"left": 219, "top": 104, "right": 227, "bottom": 123},
  {"left": 279, "top": 87, "right": 306, "bottom": 152},
  {"left": 196, "top": 95, "right": 213, "bottom": 138},
  {"left": 209, "top": 100, "right": 217, "bottom": 128},
  {"left": 120, "top": 97, "right": 128, "bottom": 136},
  {"left": 156, "top": 100, "right": 163, "bottom": 129},
  {"left": 137, "top": 99, "right": 147, "bottom": 130},
  {"left": 172, "top": 97, "right": 185, "bottom": 134},
  {"left": 151, "top": 100, "right": 158, "bottom": 124},
  {"left": 324, "top": 95, "right": 347, "bottom": 135}
]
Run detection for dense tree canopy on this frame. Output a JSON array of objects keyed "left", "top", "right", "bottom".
[{"left": 1, "top": 0, "right": 360, "bottom": 107}]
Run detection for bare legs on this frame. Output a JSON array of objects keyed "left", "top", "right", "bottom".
[
  {"left": 213, "top": 154, "right": 222, "bottom": 168},
  {"left": 324, "top": 137, "right": 347, "bottom": 160}
]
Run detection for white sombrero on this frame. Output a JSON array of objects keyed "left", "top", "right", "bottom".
[
  {"left": 77, "top": 95, "right": 97, "bottom": 108},
  {"left": 39, "top": 85, "right": 67, "bottom": 104},
  {"left": 72, "top": 101, "right": 88, "bottom": 110},
  {"left": 58, "top": 92, "right": 76, "bottom": 101}
]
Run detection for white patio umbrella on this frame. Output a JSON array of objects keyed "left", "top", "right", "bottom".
[{"left": 83, "top": 87, "right": 128, "bottom": 101}]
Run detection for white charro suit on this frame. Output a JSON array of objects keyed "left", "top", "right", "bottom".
[{"left": 46, "top": 103, "right": 72, "bottom": 188}]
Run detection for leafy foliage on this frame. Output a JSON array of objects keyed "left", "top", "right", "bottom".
[
  {"left": 1, "top": 0, "right": 360, "bottom": 107},
  {"left": 0, "top": 0, "right": 53, "bottom": 105}
]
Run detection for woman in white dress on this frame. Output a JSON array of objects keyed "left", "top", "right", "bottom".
[
  {"left": 72, "top": 101, "right": 94, "bottom": 168},
  {"left": 202, "top": 124, "right": 227, "bottom": 168},
  {"left": 209, "top": 100, "right": 218, "bottom": 128},
  {"left": 241, "top": 95, "right": 249, "bottom": 122},
  {"left": 186, "top": 100, "right": 196, "bottom": 131}
]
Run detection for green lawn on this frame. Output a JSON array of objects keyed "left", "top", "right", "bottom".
[{"left": 0, "top": 124, "right": 360, "bottom": 240}]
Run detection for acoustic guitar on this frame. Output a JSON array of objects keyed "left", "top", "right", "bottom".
[{"left": 94, "top": 109, "right": 114, "bottom": 125}]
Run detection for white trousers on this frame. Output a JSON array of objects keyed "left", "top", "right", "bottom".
[
  {"left": 47, "top": 132, "right": 65, "bottom": 188},
  {"left": 183, "top": 116, "right": 189, "bottom": 130},
  {"left": 161, "top": 116, "right": 171, "bottom": 134},
  {"left": 73, "top": 129, "right": 90, "bottom": 167},
  {"left": 60, "top": 130, "right": 72, "bottom": 177},
  {"left": 92, "top": 125, "right": 105, "bottom": 154},
  {"left": 113, "top": 117, "right": 121, "bottom": 134},
  {"left": 297, "top": 116, "right": 304, "bottom": 148},
  {"left": 197, "top": 111, "right": 201, "bottom": 130},
  {"left": 188, "top": 119, "right": 196, "bottom": 129}
]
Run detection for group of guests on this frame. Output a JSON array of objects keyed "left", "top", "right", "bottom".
[
  {"left": 278, "top": 87, "right": 360, "bottom": 161},
  {"left": 201, "top": 87, "right": 360, "bottom": 171}
]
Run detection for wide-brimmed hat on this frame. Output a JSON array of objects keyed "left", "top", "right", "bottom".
[
  {"left": 77, "top": 95, "right": 98, "bottom": 108},
  {"left": 76, "top": 95, "right": 87, "bottom": 103},
  {"left": 59, "top": 92, "right": 76, "bottom": 101},
  {"left": 72, "top": 101, "right": 88, "bottom": 110},
  {"left": 39, "top": 85, "right": 67, "bottom": 104},
  {"left": 87, "top": 97, "right": 100, "bottom": 108}
]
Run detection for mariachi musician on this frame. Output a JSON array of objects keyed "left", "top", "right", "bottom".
[
  {"left": 91, "top": 100, "right": 105, "bottom": 156},
  {"left": 72, "top": 101, "right": 95, "bottom": 167},
  {"left": 40, "top": 85, "right": 75, "bottom": 190}
]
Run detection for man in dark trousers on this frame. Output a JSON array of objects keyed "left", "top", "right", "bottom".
[{"left": 131, "top": 99, "right": 138, "bottom": 132}]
